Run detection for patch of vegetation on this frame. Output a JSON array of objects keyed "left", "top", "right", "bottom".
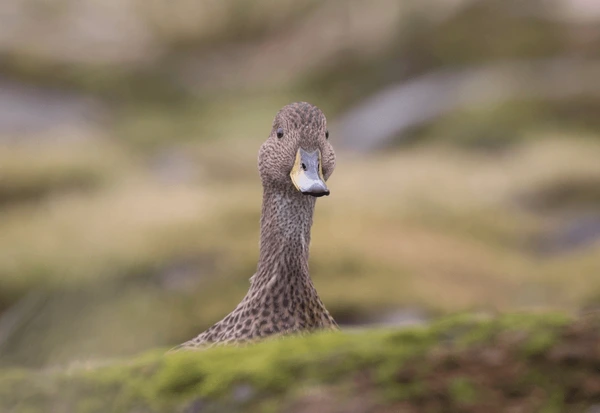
[
  {"left": 0, "top": 143, "right": 120, "bottom": 207},
  {"left": 521, "top": 175, "right": 600, "bottom": 212},
  {"left": 0, "top": 1, "right": 321, "bottom": 103},
  {"left": 425, "top": 0, "right": 565, "bottom": 65},
  {"left": 1, "top": 313, "right": 598, "bottom": 413}
]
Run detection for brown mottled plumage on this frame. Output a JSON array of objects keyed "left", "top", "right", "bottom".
[{"left": 174, "top": 102, "right": 337, "bottom": 350}]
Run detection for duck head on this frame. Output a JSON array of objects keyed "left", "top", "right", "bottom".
[{"left": 258, "top": 102, "right": 335, "bottom": 197}]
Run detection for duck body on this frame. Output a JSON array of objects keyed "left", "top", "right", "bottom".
[{"left": 178, "top": 102, "right": 337, "bottom": 348}]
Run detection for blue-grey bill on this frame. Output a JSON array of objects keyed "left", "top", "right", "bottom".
[{"left": 290, "top": 148, "right": 329, "bottom": 197}]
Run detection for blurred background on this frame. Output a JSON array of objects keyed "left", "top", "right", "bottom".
[{"left": 1, "top": 0, "right": 599, "bottom": 368}]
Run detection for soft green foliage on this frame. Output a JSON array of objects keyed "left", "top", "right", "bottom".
[
  {"left": 448, "top": 377, "right": 478, "bottom": 405},
  {"left": 2, "top": 312, "right": 598, "bottom": 413}
]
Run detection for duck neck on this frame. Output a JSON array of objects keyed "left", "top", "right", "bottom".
[{"left": 255, "top": 187, "right": 316, "bottom": 285}]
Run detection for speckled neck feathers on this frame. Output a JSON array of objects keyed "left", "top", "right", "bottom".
[
  {"left": 256, "top": 188, "right": 314, "bottom": 280},
  {"left": 179, "top": 188, "right": 336, "bottom": 348}
]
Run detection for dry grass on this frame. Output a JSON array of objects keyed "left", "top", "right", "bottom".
[{"left": 0, "top": 142, "right": 122, "bottom": 205}]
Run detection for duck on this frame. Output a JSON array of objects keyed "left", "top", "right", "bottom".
[{"left": 176, "top": 102, "right": 338, "bottom": 349}]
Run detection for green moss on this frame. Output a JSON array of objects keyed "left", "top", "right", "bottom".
[
  {"left": 449, "top": 377, "right": 478, "bottom": 405},
  {"left": 521, "top": 330, "right": 559, "bottom": 358},
  {"left": 431, "top": 312, "right": 571, "bottom": 350},
  {"left": 1, "top": 312, "right": 596, "bottom": 413},
  {"left": 539, "top": 389, "right": 566, "bottom": 413},
  {"left": 385, "top": 381, "right": 428, "bottom": 403}
]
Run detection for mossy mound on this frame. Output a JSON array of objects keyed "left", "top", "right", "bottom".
[{"left": 1, "top": 312, "right": 599, "bottom": 413}]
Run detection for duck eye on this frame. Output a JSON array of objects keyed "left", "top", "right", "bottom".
[
  {"left": 276, "top": 128, "right": 284, "bottom": 139},
  {"left": 325, "top": 130, "right": 329, "bottom": 139}
]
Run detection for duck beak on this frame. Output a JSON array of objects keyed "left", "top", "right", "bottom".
[{"left": 290, "top": 148, "right": 330, "bottom": 197}]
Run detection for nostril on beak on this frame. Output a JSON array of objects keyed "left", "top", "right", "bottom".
[
  {"left": 302, "top": 183, "right": 330, "bottom": 197},
  {"left": 301, "top": 163, "right": 307, "bottom": 171},
  {"left": 304, "top": 188, "right": 329, "bottom": 197}
]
